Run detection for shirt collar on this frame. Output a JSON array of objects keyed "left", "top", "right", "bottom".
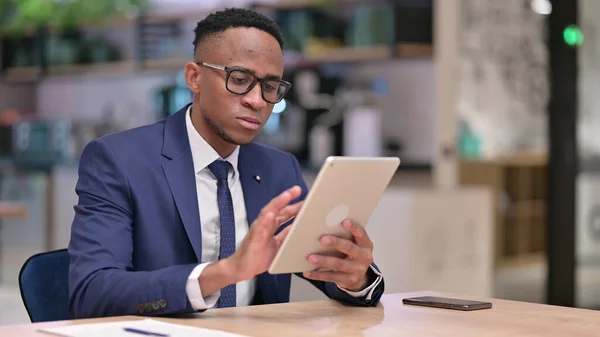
[{"left": 185, "top": 105, "right": 240, "bottom": 177}]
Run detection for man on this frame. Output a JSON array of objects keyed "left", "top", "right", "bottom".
[{"left": 68, "top": 8, "right": 384, "bottom": 319}]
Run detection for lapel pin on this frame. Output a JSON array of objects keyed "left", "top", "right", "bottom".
[{"left": 254, "top": 175, "right": 261, "bottom": 183}]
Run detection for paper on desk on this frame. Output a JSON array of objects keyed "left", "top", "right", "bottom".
[{"left": 39, "top": 318, "right": 249, "bottom": 337}]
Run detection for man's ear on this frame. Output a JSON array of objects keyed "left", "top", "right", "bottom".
[{"left": 184, "top": 62, "right": 201, "bottom": 93}]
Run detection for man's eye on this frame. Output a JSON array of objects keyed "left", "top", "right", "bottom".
[{"left": 231, "top": 77, "right": 249, "bottom": 84}]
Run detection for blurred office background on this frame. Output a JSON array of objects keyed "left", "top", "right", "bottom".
[{"left": 0, "top": 0, "right": 595, "bottom": 325}]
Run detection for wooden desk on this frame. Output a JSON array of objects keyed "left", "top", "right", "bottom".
[{"left": 2, "top": 291, "right": 600, "bottom": 336}]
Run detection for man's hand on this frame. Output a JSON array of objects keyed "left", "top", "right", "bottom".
[
  {"left": 303, "top": 220, "right": 374, "bottom": 292},
  {"left": 199, "top": 186, "right": 303, "bottom": 295},
  {"left": 227, "top": 185, "right": 304, "bottom": 280}
]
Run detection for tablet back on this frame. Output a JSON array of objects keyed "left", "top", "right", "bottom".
[{"left": 268, "top": 156, "right": 400, "bottom": 274}]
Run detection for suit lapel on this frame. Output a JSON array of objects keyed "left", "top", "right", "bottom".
[
  {"left": 161, "top": 105, "right": 203, "bottom": 262},
  {"left": 238, "top": 145, "right": 282, "bottom": 304},
  {"left": 238, "top": 145, "right": 266, "bottom": 227}
]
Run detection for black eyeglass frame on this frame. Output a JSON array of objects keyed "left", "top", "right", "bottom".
[{"left": 197, "top": 61, "right": 292, "bottom": 104}]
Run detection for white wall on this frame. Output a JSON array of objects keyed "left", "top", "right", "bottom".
[
  {"left": 37, "top": 73, "right": 174, "bottom": 126},
  {"left": 351, "top": 59, "right": 435, "bottom": 164}
]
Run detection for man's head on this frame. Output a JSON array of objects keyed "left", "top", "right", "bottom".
[{"left": 185, "top": 8, "right": 289, "bottom": 156}]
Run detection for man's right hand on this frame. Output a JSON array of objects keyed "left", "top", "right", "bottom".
[
  {"left": 198, "top": 185, "right": 303, "bottom": 296},
  {"left": 227, "top": 185, "right": 303, "bottom": 280}
]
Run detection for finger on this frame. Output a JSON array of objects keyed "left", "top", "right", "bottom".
[
  {"left": 276, "top": 201, "right": 303, "bottom": 224},
  {"left": 274, "top": 225, "right": 292, "bottom": 247},
  {"left": 320, "top": 236, "right": 372, "bottom": 265},
  {"left": 259, "top": 186, "right": 302, "bottom": 221},
  {"left": 302, "top": 270, "right": 362, "bottom": 289},
  {"left": 253, "top": 211, "right": 276, "bottom": 242},
  {"left": 307, "top": 255, "right": 364, "bottom": 274},
  {"left": 341, "top": 220, "right": 373, "bottom": 249},
  {"left": 253, "top": 186, "right": 301, "bottom": 240}
]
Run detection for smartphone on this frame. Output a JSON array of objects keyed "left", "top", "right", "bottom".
[{"left": 402, "top": 296, "right": 492, "bottom": 311}]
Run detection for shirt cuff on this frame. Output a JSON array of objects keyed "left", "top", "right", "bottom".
[
  {"left": 186, "top": 263, "right": 220, "bottom": 310},
  {"left": 337, "top": 265, "right": 383, "bottom": 301}
]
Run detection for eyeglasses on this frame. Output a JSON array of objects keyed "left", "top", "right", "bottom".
[{"left": 197, "top": 62, "right": 292, "bottom": 104}]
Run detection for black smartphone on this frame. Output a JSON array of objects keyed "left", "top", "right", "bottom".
[{"left": 402, "top": 296, "right": 492, "bottom": 311}]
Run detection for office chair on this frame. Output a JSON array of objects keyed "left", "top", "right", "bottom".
[{"left": 19, "top": 249, "right": 70, "bottom": 323}]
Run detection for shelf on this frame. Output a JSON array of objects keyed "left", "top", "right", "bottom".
[
  {"left": 0, "top": 7, "right": 218, "bottom": 38},
  {"left": 498, "top": 251, "right": 545, "bottom": 268},
  {"left": 304, "top": 44, "right": 391, "bottom": 62},
  {"left": 1, "top": 59, "right": 189, "bottom": 81},
  {"left": 141, "top": 9, "right": 217, "bottom": 25},
  {"left": 1, "top": 0, "right": 433, "bottom": 81},
  {"left": 2, "top": 67, "right": 41, "bottom": 83},
  {"left": 286, "top": 43, "right": 432, "bottom": 67},
  {"left": 461, "top": 151, "right": 547, "bottom": 167},
  {"left": 396, "top": 43, "right": 433, "bottom": 58},
  {"left": 46, "top": 61, "right": 135, "bottom": 77},
  {"left": 1, "top": 42, "right": 431, "bottom": 82},
  {"left": 67, "top": 14, "right": 133, "bottom": 30},
  {"left": 2, "top": 61, "right": 135, "bottom": 82},
  {"left": 2, "top": 14, "right": 134, "bottom": 38},
  {"left": 506, "top": 200, "right": 546, "bottom": 219},
  {"left": 253, "top": 0, "right": 434, "bottom": 64},
  {"left": 142, "top": 58, "right": 189, "bottom": 71}
]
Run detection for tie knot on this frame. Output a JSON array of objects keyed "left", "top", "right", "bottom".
[{"left": 208, "top": 160, "right": 232, "bottom": 181}]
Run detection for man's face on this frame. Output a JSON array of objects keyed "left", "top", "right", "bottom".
[{"left": 188, "top": 27, "right": 285, "bottom": 147}]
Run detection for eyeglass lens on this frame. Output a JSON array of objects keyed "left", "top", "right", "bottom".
[{"left": 227, "top": 70, "right": 287, "bottom": 103}]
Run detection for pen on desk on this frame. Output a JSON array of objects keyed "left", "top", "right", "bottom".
[{"left": 123, "top": 327, "right": 170, "bottom": 336}]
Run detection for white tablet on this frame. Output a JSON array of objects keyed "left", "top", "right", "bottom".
[{"left": 268, "top": 156, "right": 400, "bottom": 274}]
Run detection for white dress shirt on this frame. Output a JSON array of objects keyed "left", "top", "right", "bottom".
[{"left": 183, "top": 106, "right": 382, "bottom": 310}]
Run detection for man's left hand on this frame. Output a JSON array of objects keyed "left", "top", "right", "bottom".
[{"left": 303, "top": 220, "right": 374, "bottom": 292}]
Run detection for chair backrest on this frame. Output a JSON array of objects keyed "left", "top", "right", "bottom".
[{"left": 19, "top": 249, "right": 70, "bottom": 323}]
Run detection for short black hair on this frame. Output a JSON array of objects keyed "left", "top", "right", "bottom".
[{"left": 192, "top": 8, "right": 284, "bottom": 55}]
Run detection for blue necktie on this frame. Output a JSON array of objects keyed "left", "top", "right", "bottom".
[{"left": 208, "top": 159, "right": 236, "bottom": 308}]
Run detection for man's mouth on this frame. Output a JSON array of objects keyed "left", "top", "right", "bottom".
[{"left": 236, "top": 117, "right": 261, "bottom": 130}]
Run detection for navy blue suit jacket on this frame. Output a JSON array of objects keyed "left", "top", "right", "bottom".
[{"left": 68, "top": 105, "right": 384, "bottom": 319}]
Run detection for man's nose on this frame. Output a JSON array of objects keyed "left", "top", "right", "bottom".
[{"left": 242, "top": 84, "right": 268, "bottom": 110}]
